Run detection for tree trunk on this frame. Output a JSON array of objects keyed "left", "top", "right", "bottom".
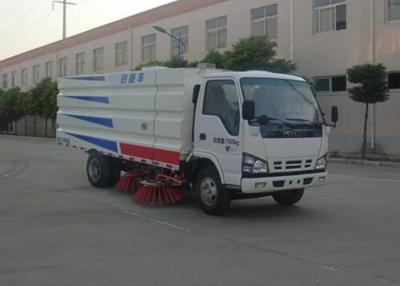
[
  {"left": 25, "top": 116, "right": 28, "bottom": 136},
  {"left": 362, "top": 102, "right": 369, "bottom": 159},
  {"left": 45, "top": 118, "right": 48, "bottom": 137},
  {"left": 51, "top": 119, "right": 56, "bottom": 137},
  {"left": 33, "top": 115, "right": 37, "bottom": 137}
]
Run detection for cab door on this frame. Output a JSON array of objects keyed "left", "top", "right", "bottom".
[{"left": 194, "top": 79, "right": 242, "bottom": 186}]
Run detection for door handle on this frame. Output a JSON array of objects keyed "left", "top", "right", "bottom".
[{"left": 200, "top": 133, "right": 207, "bottom": 141}]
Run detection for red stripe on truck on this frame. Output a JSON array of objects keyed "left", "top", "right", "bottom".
[
  {"left": 153, "top": 148, "right": 181, "bottom": 166},
  {"left": 120, "top": 143, "right": 153, "bottom": 160},
  {"left": 119, "top": 143, "right": 180, "bottom": 166}
]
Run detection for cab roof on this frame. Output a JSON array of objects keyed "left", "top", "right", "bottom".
[{"left": 204, "top": 70, "right": 305, "bottom": 82}]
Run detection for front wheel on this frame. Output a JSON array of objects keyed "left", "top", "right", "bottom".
[
  {"left": 195, "top": 166, "right": 231, "bottom": 216},
  {"left": 272, "top": 189, "right": 304, "bottom": 206}
]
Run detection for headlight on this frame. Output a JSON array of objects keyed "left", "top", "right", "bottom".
[
  {"left": 315, "top": 155, "right": 327, "bottom": 170},
  {"left": 242, "top": 153, "right": 268, "bottom": 175}
]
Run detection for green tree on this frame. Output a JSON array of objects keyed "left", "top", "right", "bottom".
[
  {"left": 30, "top": 78, "right": 59, "bottom": 136},
  {"left": 0, "top": 88, "right": 4, "bottom": 131},
  {"left": 135, "top": 36, "right": 296, "bottom": 74},
  {"left": 15, "top": 91, "right": 34, "bottom": 135},
  {"left": 347, "top": 64, "right": 389, "bottom": 158},
  {"left": 0, "top": 87, "right": 24, "bottom": 132},
  {"left": 204, "top": 36, "right": 296, "bottom": 73},
  {"left": 202, "top": 50, "right": 227, "bottom": 69}
]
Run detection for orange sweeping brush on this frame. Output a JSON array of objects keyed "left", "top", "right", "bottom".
[
  {"left": 133, "top": 175, "right": 183, "bottom": 206},
  {"left": 115, "top": 169, "right": 145, "bottom": 193}
]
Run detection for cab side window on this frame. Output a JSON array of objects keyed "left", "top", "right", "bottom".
[{"left": 203, "top": 80, "right": 240, "bottom": 136}]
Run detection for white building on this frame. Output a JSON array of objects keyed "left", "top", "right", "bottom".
[{"left": 1, "top": 0, "right": 400, "bottom": 154}]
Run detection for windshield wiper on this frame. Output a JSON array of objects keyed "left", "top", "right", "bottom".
[
  {"left": 284, "top": 118, "right": 322, "bottom": 127},
  {"left": 250, "top": 115, "right": 296, "bottom": 128}
]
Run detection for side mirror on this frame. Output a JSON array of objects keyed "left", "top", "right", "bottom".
[
  {"left": 331, "top": 106, "right": 339, "bottom": 127},
  {"left": 242, "top": 100, "right": 255, "bottom": 120}
]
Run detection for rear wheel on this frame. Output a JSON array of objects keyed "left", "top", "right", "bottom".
[
  {"left": 273, "top": 188, "right": 304, "bottom": 206},
  {"left": 195, "top": 166, "right": 231, "bottom": 216},
  {"left": 87, "top": 153, "right": 114, "bottom": 188}
]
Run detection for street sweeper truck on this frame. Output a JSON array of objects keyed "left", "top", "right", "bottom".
[{"left": 56, "top": 67, "right": 338, "bottom": 215}]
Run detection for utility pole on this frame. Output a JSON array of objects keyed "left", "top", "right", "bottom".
[
  {"left": 369, "top": 0, "right": 376, "bottom": 150},
  {"left": 53, "top": 0, "right": 76, "bottom": 39},
  {"left": 290, "top": 0, "right": 294, "bottom": 61}
]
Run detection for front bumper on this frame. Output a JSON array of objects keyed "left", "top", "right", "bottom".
[{"left": 241, "top": 172, "right": 328, "bottom": 194}]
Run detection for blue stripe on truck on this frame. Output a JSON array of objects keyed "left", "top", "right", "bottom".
[
  {"left": 65, "top": 132, "right": 118, "bottom": 153},
  {"left": 67, "top": 76, "right": 106, "bottom": 81},
  {"left": 64, "top": 96, "right": 109, "bottom": 104},
  {"left": 65, "top": 114, "right": 114, "bottom": 128}
]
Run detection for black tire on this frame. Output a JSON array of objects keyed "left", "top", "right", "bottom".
[
  {"left": 87, "top": 153, "right": 113, "bottom": 188},
  {"left": 273, "top": 189, "right": 304, "bottom": 206},
  {"left": 194, "top": 166, "right": 231, "bottom": 216},
  {"left": 109, "top": 158, "right": 122, "bottom": 186}
]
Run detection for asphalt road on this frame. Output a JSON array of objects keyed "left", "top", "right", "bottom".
[{"left": 1, "top": 135, "right": 400, "bottom": 286}]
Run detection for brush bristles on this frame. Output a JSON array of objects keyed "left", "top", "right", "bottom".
[{"left": 133, "top": 184, "right": 182, "bottom": 206}]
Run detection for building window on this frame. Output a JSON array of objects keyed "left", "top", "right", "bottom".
[
  {"left": 115, "top": 41, "right": 128, "bottom": 67},
  {"left": 76, "top": 52, "right": 85, "bottom": 75},
  {"left": 315, "top": 75, "right": 347, "bottom": 92},
  {"left": 314, "top": 0, "right": 347, "bottom": 33},
  {"left": 315, "top": 78, "right": 330, "bottom": 92},
  {"left": 388, "top": 72, "right": 400, "bottom": 89},
  {"left": 331, "top": 76, "right": 347, "bottom": 92},
  {"left": 251, "top": 4, "right": 278, "bottom": 40},
  {"left": 93, "top": 48, "right": 104, "bottom": 73},
  {"left": 21, "top": 68, "right": 28, "bottom": 86},
  {"left": 11, "top": 71, "right": 16, "bottom": 88},
  {"left": 206, "top": 16, "right": 227, "bottom": 51},
  {"left": 59, "top": 57, "right": 67, "bottom": 77},
  {"left": 141, "top": 34, "right": 156, "bottom": 63},
  {"left": 387, "top": 0, "right": 400, "bottom": 22},
  {"left": 171, "top": 26, "right": 188, "bottom": 57},
  {"left": 2, "top": 73, "right": 8, "bottom": 89},
  {"left": 45, "top": 61, "right": 53, "bottom": 79},
  {"left": 33, "top": 65, "right": 40, "bottom": 84}
]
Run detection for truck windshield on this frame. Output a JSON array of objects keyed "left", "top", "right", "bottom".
[{"left": 241, "top": 78, "right": 323, "bottom": 125}]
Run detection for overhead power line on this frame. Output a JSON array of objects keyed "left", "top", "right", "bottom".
[
  {"left": 0, "top": 0, "right": 42, "bottom": 36},
  {"left": 0, "top": 9, "right": 53, "bottom": 51}
]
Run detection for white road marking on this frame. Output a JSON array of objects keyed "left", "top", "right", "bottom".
[
  {"left": 331, "top": 173, "right": 400, "bottom": 183},
  {"left": 384, "top": 173, "right": 400, "bottom": 177},
  {"left": 123, "top": 209, "right": 192, "bottom": 233},
  {"left": 321, "top": 265, "right": 344, "bottom": 273}
]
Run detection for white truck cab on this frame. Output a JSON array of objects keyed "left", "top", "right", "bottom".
[{"left": 57, "top": 68, "right": 338, "bottom": 215}]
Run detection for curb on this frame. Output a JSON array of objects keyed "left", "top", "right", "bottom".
[
  {"left": 329, "top": 158, "right": 400, "bottom": 168},
  {"left": 0, "top": 134, "right": 55, "bottom": 141}
]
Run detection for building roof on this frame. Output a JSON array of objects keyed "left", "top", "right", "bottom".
[{"left": 0, "top": 0, "right": 228, "bottom": 69}]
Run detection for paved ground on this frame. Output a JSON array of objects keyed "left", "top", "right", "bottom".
[{"left": 1, "top": 136, "right": 400, "bottom": 286}]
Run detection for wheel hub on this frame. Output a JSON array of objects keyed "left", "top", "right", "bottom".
[
  {"left": 200, "top": 177, "right": 218, "bottom": 207},
  {"left": 88, "top": 158, "right": 101, "bottom": 182}
]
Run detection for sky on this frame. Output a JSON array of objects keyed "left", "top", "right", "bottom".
[{"left": 0, "top": 0, "right": 176, "bottom": 61}]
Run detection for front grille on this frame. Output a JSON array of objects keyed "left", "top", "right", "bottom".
[{"left": 270, "top": 158, "right": 314, "bottom": 173}]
